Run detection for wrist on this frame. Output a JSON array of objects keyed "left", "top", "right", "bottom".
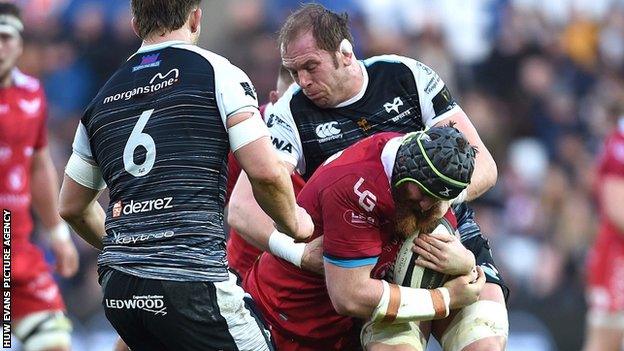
[
  {"left": 268, "top": 229, "right": 306, "bottom": 267},
  {"left": 50, "top": 222, "right": 71, "bottom": 243}
]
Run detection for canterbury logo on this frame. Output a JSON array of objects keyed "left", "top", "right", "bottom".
[
  {"left": 440, "top": 187, "right": 452, "bottom": 197},
  {"left": 384, "top": 97, "right": 403, "bottom": 114},
  {"left": 315, "top": 122, "right": 341, "bottom": 138},
  {"left": 149, "top": 68, "right": 179, "bottom": 84}
]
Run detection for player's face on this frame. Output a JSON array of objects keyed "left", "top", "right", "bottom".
[
  {"left": 393, "top": 182, "right": 444, "bottom": 237},
  {"left": 0, "top": 32, "right": 21, "bottom": 84},
  {"left": 282, "top": 31, "right": 349, "bottom": 108}
]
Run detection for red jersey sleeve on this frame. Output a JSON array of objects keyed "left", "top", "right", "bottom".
[
  {"left": 33, "top": 90, "right": 48, "bottom": 150},
  {"left": 321, "top": 174, "right": 386, "bottom": 265}
]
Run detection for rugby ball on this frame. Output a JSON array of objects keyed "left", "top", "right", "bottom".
[{"left": 391, "top": 218, "right": 458, "bottom": 289}]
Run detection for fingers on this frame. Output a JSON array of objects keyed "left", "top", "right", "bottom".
[
  {"left": 473, "top": 266, "right": 486, "bottom": 288},
  {"left": 413, "top": 236, "right": 444, "bottom": 256},
  {"left": 414, "top": 257, "right": 440, "bottom": 271},
  {"left": 413, "top": 245, "right": 441, "bottom": 265},
  {"left": 426, "top": 230, "right": 456, "bottom": 242}
]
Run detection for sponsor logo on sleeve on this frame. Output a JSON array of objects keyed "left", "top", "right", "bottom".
[
  {"left": 271, "top": 137, "right": 293, "bottom": 153},
  {"left": 132, "top": 53, "right": 161, "bottom": 72},
  {"left": 240, "top": 82, "right": 257, "bottom": 99},
  {"left": 424, "top": 75, "right": 441, "bottom": 94},
  {"left": 266, "top": 113, "right": 292, "bottom": 132}
]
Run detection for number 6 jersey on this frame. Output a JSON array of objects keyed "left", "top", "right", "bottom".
[{"left": 70, "top": 41, "right": 259, "bottom": 282}]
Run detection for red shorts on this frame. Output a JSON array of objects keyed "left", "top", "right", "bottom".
[
  {"left": 10, "top": 243, "right": 65, "bottom": 320},
  {"left": 586, "top": 233, "right": 624, "bottom": 313},
  {"left": 269, "top": 324, "right": 361, "bottom": 351}
]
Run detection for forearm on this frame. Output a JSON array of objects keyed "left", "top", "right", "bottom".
[
  {"left": 228, "top": 172, "right": 279, "bottom": 251},
  {"left": 62, "top": 202, "right": 106, "bottom": 250},
  {"left": 437, "top": 111, "right": 497, "bottom": 201},
  {"left": 327, "top": 274, "right": 385, "bottom": 319},
  {"left": 465, "top": 149, "right": 497, "bottom": 201},
  {"left": 249, "top": 167, "right": 298, "bottom": 235},
  {"left": 30, "top": 149, "right": 63, "bottom": 228}
]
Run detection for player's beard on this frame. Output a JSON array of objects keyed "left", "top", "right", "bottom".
[{"left": 393, "top": 201, "right": 445, "bottom": 238}]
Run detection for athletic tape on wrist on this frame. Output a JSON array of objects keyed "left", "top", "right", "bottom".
[
  {"left": 372, "top": 283, "right": 450, "bottom": 323},
  {"left": 268, "top": 229, "right": 306, "bottom": 267}
]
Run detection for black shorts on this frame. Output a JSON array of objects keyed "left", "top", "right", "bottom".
[
  {"left": 101, "top": 268, "right": 274, "bottom": 351},
  {"left": 462, "top": 234, "right": 510, "bottom": 300}
]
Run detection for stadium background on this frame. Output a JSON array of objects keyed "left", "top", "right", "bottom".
[{"left": 10, "top": 0, "right": 624, "bottom": 350}]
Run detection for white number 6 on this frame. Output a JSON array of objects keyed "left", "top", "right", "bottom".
[{"left": 123, "top": 109, "right": 156, "bottom": 177}]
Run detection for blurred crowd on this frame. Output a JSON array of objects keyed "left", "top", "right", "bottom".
[{"left": 13, "top": 0, "right": 624, "bottom": 350}]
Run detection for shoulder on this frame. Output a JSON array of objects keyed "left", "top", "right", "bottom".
[
  {"left": 171, "top": 44, "right": 248, "bottom": 77},
  {"left": 268, "top": 84, "right": 300, "bottom": 123},
  {"left": 12, "top": 69, "right": 41, "bottom": 93},
  {"left": 364, "top": 55, "right": 437, "bottom": 79}
]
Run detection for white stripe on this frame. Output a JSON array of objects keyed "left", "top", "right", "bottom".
[{"left": 215, "top": 273, "right": 271, "bottom": 351}]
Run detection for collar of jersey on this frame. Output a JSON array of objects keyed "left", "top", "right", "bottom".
[
  {"left": 334, "top": 60, "right": 369, "bottom": 108},
  {"left": 380, "top": 136, "right": 403, "bottom": 185},
  {"left": 136, "top": 40, "right": 188, "bottom": 53}
]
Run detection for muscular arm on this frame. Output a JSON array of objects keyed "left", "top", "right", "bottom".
[
  {"left": 601, "top": 175, "right": 624, "bottom": 233},
  {"left": 58, "top": 175, "right": 106, "bottom": 250},
  {"left": 228, "top": 112, "right": 309, "bottom": 240},
  {"left": 228, "top": 161, "right": 297, "bottom": 251},
  {"left": 30, "top": 147, "right": 64, "bottom": 229},
  {"left": 436, "top": 110, "right": 497, "bottom": 201},
  {"left": 324, "top": 262, "right": 384, "bottom": 318}
]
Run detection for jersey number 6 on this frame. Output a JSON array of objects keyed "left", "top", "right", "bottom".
[{"left": 123, "top": 109, "right": 156, "bottom": 177}]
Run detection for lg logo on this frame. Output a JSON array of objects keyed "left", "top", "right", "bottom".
[
  {"left": 353, "top": 177, "right": 377, "bottom": 212},
  {"left": 315, "top": 121, "right": 341, "bottom": 139}
]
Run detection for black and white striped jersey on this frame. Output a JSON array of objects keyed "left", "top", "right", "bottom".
[
  {"left": 266, "top": 55, "right": 483, "bottom": 242},
  {"left": 71, "top": 40, "right": 259, "bottom": 282},
  {"left": 267, "top": 55, "right": 460, "bottom": 178}
]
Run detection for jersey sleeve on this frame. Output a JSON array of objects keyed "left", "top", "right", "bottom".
[
  {"left": 321, "top": 174, "right": 384, "bottom": 267},
  {"left": 71, "top": 122, "right": 96, "bottom": 163},
  {"left": 214, "top": 62, "right": 260, "bottom": 126},
  {"left": 34, "top": 91, "right": 48, "bottom": 149},
  {"left": 266, "top": 87, "right": 305, "bottom": 172},
  {"left": 400, "top": 57, "right": 461, "bottom": 127}
]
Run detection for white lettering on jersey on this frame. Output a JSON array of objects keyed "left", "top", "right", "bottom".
[
  {"left": 383, "top": 97, "right": 403, "bottom": 114},
  {"left": 353, "top": 177, "right": 377, "bottom": 212}
]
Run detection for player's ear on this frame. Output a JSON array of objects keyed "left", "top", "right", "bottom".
[
  {"left": 269, "top": 90, "right": 279, "bottom": 105},
  {"left": 338, "top": 39, "right": 353, "bottom": 67},
  {"left": 190, "top": 7, "right": 202, "bottom": 34},
  {"left": 130, "top": 17, "right": 141, "bottom": 39}
]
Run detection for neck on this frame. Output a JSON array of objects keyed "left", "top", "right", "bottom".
[
  {"left": 339, "top": 59, "right": 363, "bottom": 103},
  {"left": 141, "top": 29, "right": 191, "bottom": 47}
]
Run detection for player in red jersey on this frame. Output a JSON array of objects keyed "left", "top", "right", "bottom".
[
  {"left": 225, "top": 65, "right": 305, "bottom": 278},
  {"left": 0, "top": 3, "right": 78, "bottom": 351},
  {"left": 584, "top": 104, "right": 624, "bottom": 351},
  {"left": 245, "top": 126, "right": 486, "bottom": 350}
]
